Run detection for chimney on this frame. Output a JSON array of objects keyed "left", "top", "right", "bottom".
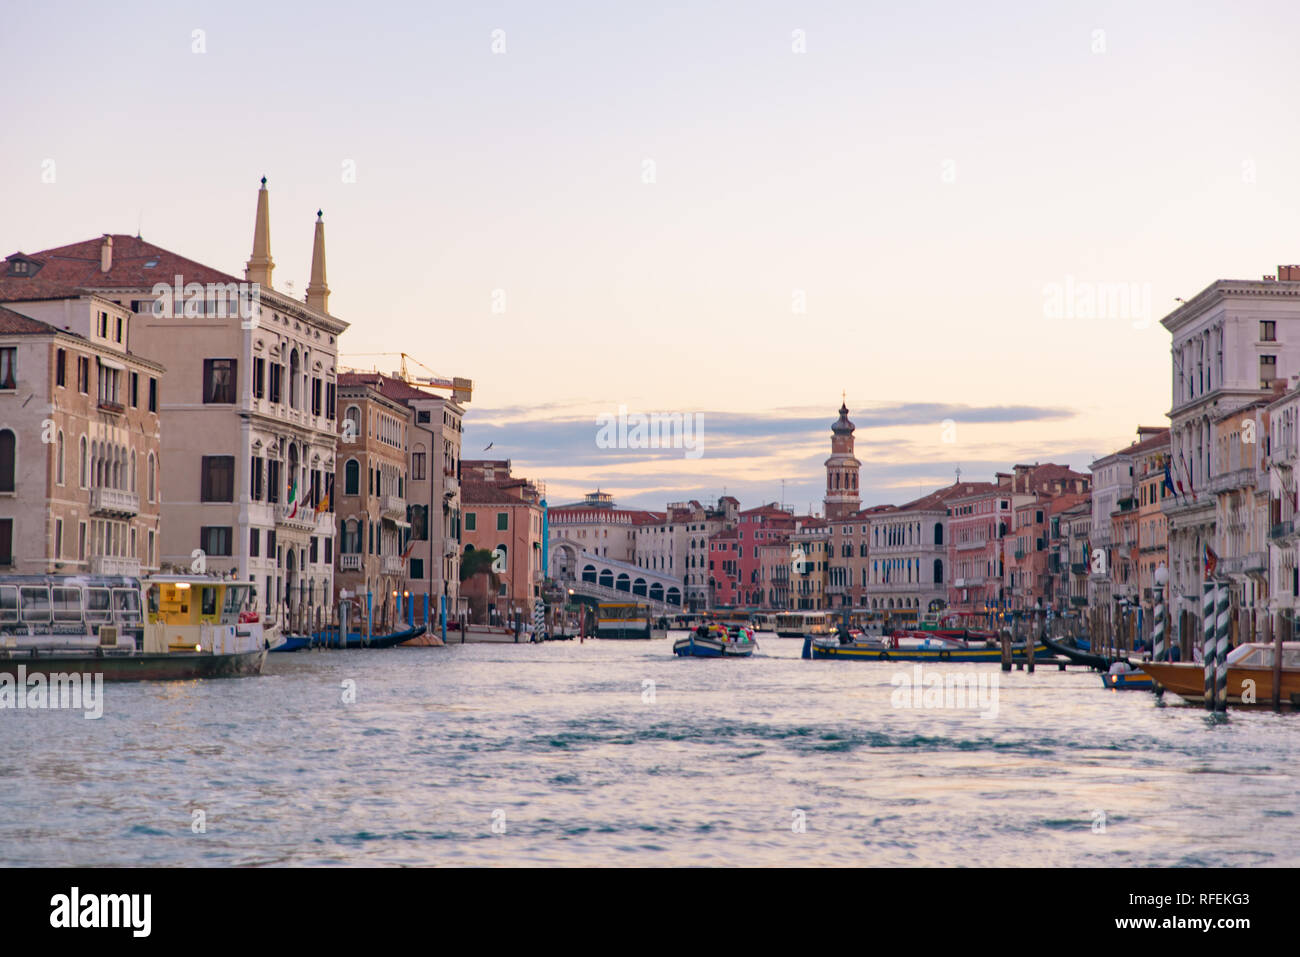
[
  {"left": 1278, "top": 265, "right": 1300, "bottom": 281},
  {"left": 244, "top": 176, "right": 274, "bottom": 288},
  {"left": 306, "top": 210, "right": 330, "bottom": 314},
  {"left": 100, "top": 235, "right": 113, "bottom": 273}
]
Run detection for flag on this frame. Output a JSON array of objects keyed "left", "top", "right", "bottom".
[
  {"left": 1162, "top": 456, "right": 1176, "bottom": 497},
  {"left": 315, "top": 491, "right": 330, "bottom": 514},
  {"left": 1204, "top": 543, "right": 1218, "bottom": 578},
  {"left": 400, "top": 539, "right": 417, "bottom": 561},
  {"left": 287, "top": 476, "right": 299, "bottom": 519}
]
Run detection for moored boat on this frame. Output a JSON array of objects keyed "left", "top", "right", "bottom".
[
  {"left": 1101, "top": 664, "right": 1155, "bottom": 690},
  {"left": 802, "top": 630, "right": 1048, "bottom": 662},
  {"left": 1138, "top": 642, "right": 1300, "bottom": 705},
  {"left": 0, "top": 573, "right": 270, "bottom": 680}
]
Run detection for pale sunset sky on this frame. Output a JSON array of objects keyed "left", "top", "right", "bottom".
[{"left": 5, "top": 1, "right": 1300, "bottom": 510}]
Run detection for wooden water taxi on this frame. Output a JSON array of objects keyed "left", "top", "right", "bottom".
[{"left": 1138, "top": 642, "right": 1300, "bottom": 705}]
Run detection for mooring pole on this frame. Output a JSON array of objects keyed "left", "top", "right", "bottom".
[
  {"left": 1202, "top": 582, "right": 1216, "bottom": 713},
  {"left": 1215, "top": 582, "right": 1230, "bottom": 713}
]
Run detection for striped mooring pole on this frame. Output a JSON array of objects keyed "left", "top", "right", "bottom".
[
  {"left": 1202, "top": 582, "right": 1216, "bottom": 712},
  {"left": 532, "top": 601, "right": 546, "bottom": 642},
  {"left": 1214, "top": 584, "right": 1231, "bottom": 713},
  {"left": 1152, "top": 587, "right": 1165, "bottom": 662}
]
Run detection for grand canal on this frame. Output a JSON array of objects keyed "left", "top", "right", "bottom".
[{"left": 4, "top": 635, "right": 1297, "bottom": 867}]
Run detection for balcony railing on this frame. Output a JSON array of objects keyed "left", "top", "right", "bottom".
[
  {"left": 1207, "top": 467, "right": 1258, "bottom": 494},
  {"left": 1271, "top": 520, "right": 1295, "bottom": 541},
  {"left": 276, "top": 503, "right": 319, "bottom": 532},
  {"left": 381, "top": 555, "right": 404, "bottom": 575},
  {"left": 380, "top": 495, "right": 405, "bottom": 521},
  {"left": 1070, "top": 562, "right": 1087, "bottom": 574},
  {"left": 89, "top": 487, "right": 139, "bottom": 518},
  {"left": 97, "top": 399, "right": 125, "bottom": 415},
  {"left": 339, "top": 554, "right": 361, "bottom": 571},
  {"left": 90, "top": 555, "right": 140, "bottom": 577}
]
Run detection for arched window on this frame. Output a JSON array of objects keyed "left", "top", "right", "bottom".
[
  {"left": 344, "top": 458, "right": 360, "bottom": 496},
  {"left": 615, "top": 572, "right": 631, "bottom": 592},
  {"left": 0, "top": 429, "right": 14, "bottom": 493},
  {"left": 289, "top": 350, "right": 300, "bottom": 409},
  {"left": 934, "top": 522, "right": 943, "bottom": 546},
  {"left": 582, "top": 564, "right": 597, "bottom": 583},
  {"left": 129, "top": 450, "right": 136, "bottom": 493},
  {"left": 55, "top": 431, "right": 64, "bottom": 485},
  {"left": 933, "top": 559, "right": 943, "bottom": 583},
  {"left": 147, "top": 453, "right": 157, "bottom": 502},
  {"left": 344, "top": 405, "right": 361, "bottom": 441},
  {"left": 649, "top": 583, "right": 664, "bottom": 601},
  {"left": 79, "top": 436, "right": 88, "bottom": 488},
  {"left": 666, "top": 586, "right": 681, "bottom": 606},
  {"left": 598, "top": 569, "right": 614, "bottom": 589}
]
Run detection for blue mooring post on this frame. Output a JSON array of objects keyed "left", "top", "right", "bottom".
[
  {"left": 440, "top": 594, "right": 447, "bottom": 644},
  {"left": 367, "top": 591, "right": 374, "bottom": 644},
  {"left": 408, "top": 595, "right": 414, "bottom": 627},
  {"left": 423, "top": 593, "right": 429, "bottom": 626}
]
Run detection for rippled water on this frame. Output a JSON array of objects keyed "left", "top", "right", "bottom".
[{"left": 3, "top": 633, "right": 1297, "bottom": 866}]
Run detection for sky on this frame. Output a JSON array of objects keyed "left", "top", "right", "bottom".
[{"left": 5, "top": 0, "right": 1300, "bottom": 511}]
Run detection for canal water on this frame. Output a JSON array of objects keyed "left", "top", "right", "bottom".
[{"left": 3, "top": 634, "right": 1297, "bottom": 866}]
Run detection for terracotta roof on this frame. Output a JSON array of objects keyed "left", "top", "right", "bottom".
[
  {"left": 0, "top": 235, "right": 242, "bottom": 302},
  {"left": 461, "top": 478, "right": 536, "bottom": 506},
  {"left": 0, "top": 305, "right": 62, "bottom": 336}
]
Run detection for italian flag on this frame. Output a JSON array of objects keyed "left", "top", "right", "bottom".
[{"left": 287, "top": 476, "right": 299, "bottom": 518}]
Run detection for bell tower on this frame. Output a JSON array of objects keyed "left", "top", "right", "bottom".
[{"left": 824, "top": 396, "right": 861, "bottom": 520}]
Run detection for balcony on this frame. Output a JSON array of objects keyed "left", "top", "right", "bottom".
[
  {"left": 1014, "top": 550, "right": 1026, "bottom": 561},
  {"left": 1207, "top": 467, "right": 1258, "bottom": 494},
  {"left": 382, "top": 555, "right": 404, "bottom": 575},
  {"left": 956, "top": 539, "right": 986, "bottom": 551},
  {"left": 339, "top": 554, "right": 361, "bottom": 571},
  {"left": 90, "top": 555, "right": 140, "bottom": 577},
  {"left": 1271, "top": 520, "right": 1295, "bottom": 541},
  {"left": 276, "top": 503, "right": 318, "bottom": 532},
  {"left": 380, "top": 495, "right": 405, "bottom": 521},
  {"left": 1070, "top": 595, "right": 1088, "bottom": 607},
  {"left": 1070, "top": 562, "right": 1087, "bottom": 575},
  {"left": 89, "top": 487, "right": 139, "bottom": 518}
]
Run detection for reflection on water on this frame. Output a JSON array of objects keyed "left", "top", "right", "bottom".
[{"left": 2, "top": 635, "right": 1297, "bottom": 866}]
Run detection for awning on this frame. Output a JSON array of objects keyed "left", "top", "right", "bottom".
[{"left": 97, "top": 356, "right": 126, "bottom": 371}]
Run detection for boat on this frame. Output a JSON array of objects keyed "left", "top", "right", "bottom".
[
  {"left": 596, "top": 601, "right": 653, "bottom": 638},
  {"left": 774, "top": 611, "right": 832, "bottom": 638},
  {"left": 311, "top": 624, "right": 427, "bottom": 649},
  {"left": 802, "top": 630, "right": 1049, "bottom": 662},
  {"left": 1138, "top": 642, "right": 1300, "bottom": 706},
  {"left": 673, "top": 623, "right": 758, "bottom": 658},
  {"left": 1100, "top": 663, "right": 1155, "bottom": 690},
  {"left": 0, "top": 573, "right": 271, "bottom": 681},
  {"left": 1040, "top": 632, "right": 1124, "bottom": 670}
]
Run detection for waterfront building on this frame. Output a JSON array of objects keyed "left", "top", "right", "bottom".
[
  {"left": 1160, "top": 265, "right": 1300, "bottom": 647},
  {"left": 461, "top": 464, "right": 544, "bottom": 620},
  {"left": 0, "top": 299, "right": 164, "bottom": 575},
  {"left": 334, "top": 373, "right": 411, "bottom": 630},
  {"left": 757, "top": 537, "right": 793, "bottom": 609},
  {"left": 865, "top": 486, "right": 960, "bottom": 619},
  {"left": 1131, "top": 428, "right": 1171, "bottom": 617},
  {"left": 1266, "top": 385, "right": 1300, "bottom": 638},
  {"left": 0, "top": 186, "right": 347, "bottom": 630},
  {"left": 709, "top": 503, "right": 796, "bottom": 607},
  {"left": 1057, "top": 500, "right": 1093, "bottom": 614},
  {"left": 788, "top": 517, "right": 830, "bottom": 610},
  {"left": 1209, "top": 400, "right": 1270, "bottom": 642},
  {"left": 944, "top": 482, "right": 1008, "bottom": 615},
  {"left": 629, "top": 497, "right": 735, "bottom": 610},
  {"left": 345, "top": 374, "right": 466, "bottom": 622}
]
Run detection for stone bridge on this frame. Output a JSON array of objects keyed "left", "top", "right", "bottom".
[{"left": 548, "top": 538, "right": 683, "bottom": 612}]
